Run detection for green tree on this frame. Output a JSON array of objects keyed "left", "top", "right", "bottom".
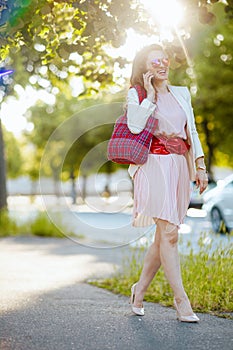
[
  {"left": 27, "top": 94, "right": 124, "bottom": 199},
  {"left": 168, "top": 2, "right": 233, "bottom": 174},
  {"left": 0, "top": 70, "right": 14, "bottom": 210},
  {"left": 4, "top": 128, "right": 23, "bottom": 178},
  {"left": 1, "top": 0, "right": 232, "bottom": 97},
  {"left": 0, "top": 120, "right": 7, "bottom": 209},
  {"left": 191, "top": 4, "right": 233, "bottom": 171}
]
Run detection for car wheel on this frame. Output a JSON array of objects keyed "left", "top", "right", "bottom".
[{"left": 211, "top": 207, "right": 228, "bottom": 233}]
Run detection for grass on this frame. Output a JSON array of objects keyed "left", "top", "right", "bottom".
[
  {"left": 28, "top": 212, "right": 66, "bottom": 238},
  {"left": 90, "top": 233, "right": 233, "bottom": 318},
  {"left": 0, "top": 210, "right": 84, "bottom": 239}
]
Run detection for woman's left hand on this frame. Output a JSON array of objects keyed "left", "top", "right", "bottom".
[{"left": 195, "top": 170, "right": 208, "bottom": 194}]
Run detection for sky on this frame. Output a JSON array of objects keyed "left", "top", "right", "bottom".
[{"left": 0, "top": 85, "right": 56, "bottom": 137}]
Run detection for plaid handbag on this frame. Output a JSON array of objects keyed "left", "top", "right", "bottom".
[{"left": 107, "top": 85, "right": 158, "bottom": 165}]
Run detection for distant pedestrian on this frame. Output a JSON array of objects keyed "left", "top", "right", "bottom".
[{"left": 127, "top": 44, "right": 208, "bottom": 322}]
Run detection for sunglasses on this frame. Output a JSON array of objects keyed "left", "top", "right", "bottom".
[{"left": 151, "top": 58, "right": 170, "bottom": 67}]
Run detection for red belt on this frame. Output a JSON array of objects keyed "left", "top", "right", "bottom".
[{"left": 150, "top": 136, "right": 190, "bottom": 155}]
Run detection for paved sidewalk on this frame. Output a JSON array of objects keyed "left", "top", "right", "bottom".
[{"left": 0, "top": 237, "right": 232, "bottom": 350}]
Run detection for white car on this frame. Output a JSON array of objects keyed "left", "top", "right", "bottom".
[{"left": 202, "top": 174, "right": 233, "bottom": 233}]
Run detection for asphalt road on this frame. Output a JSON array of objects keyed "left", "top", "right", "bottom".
[
  {"left": 8, "top": 194, "right": 231, "bottom": 251},
  {"left": 0, "top": 236, "right": 232, "bottom": 350},
  {"left": 56, "top": 209, "right": 231, "bottom": 253}
]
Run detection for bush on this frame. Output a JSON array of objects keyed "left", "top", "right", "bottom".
[
  {"left": 90, "top": 233, "right": 233, "bottom": 318},
  {"left": 0, "top": 210, "right": 80, "bottom": 239},
  {"left": 29, "top": 212, "right": 64, "bottom": 238},
  {"left": 0, "top": 210, "right": 19, "bottom": 237}
]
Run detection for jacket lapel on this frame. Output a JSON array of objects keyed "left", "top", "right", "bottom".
[
  {"left": 168, "top": 85, "right": 190, "bottom": 122},
  {"left": 167, "top": 85, "right": 196, "bottom": 180}
]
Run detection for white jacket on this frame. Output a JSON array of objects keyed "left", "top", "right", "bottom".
[{"left": 127, "top": 85, "right": 204, "bottom": 181}]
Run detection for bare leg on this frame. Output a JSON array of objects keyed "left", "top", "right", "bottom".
[
  {"left": 133, "top": 224, "right": 161, "bottom": 307},
  {"left": 158, "top": 219, "right": 194, "bottom": 315}
]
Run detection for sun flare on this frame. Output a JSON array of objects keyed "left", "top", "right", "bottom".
[{"left": 140, "top": 0, "right": 184, "bottom": 28}]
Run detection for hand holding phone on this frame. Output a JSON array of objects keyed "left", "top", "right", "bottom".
[{"left": 143, "top": 71, "right": 156, "bottom": 102}]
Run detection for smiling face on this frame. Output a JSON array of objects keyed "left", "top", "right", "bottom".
[{"left": 146, "top": 50, "right": 170, "bottom": 81}]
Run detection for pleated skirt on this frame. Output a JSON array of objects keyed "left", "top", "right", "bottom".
[{"left": 132, "top": 153, "right": 191, "bottom": 227}]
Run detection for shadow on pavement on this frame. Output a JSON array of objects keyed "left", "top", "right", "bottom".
[
  {"left": 0, "top": 282, "right": 232, "bottom": 350},
  {"left": 0, "top": 236, "right": 232, "bottom": 350}
]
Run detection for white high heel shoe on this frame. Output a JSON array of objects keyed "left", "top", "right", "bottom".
[
  {"left": 130, "top": 283, "right": 144, "bottom": 316},
  {"left": 174, "top": 298, "right": 199, "bottom": 323}
]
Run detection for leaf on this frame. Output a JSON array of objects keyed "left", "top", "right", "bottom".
[
  {"left": 58, "top": 47, "right": 70, "bottom": 60},
  {"left": 72, "top": 18, "right": 83, "bottom": 31},
  {"left": 40, "top": 4, "right": 52, "bottom": 16},
  {"left": 198, "top": 7, "right": 216, "bottom": 24}
]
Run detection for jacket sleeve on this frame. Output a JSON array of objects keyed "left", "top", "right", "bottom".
[
  {"left": 185, "top": 88, "right": 204, "bottom": 160},
  {"left": 126, "top": 87, "right": 157, "bottom": 134}
]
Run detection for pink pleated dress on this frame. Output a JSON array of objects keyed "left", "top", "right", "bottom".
[{"left": 133, "top": 91, "right": 191, "bottom": 227}]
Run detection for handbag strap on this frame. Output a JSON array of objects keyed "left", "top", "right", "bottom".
[
  {"left": 132, "top": 84, "right": 157, "bottom": 132},
  {"left": 131, "top": 84, "right": 147, "bottom": 104}
]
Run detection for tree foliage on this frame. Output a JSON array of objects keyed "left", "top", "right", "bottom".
[
  {"left": 3, "top": 127, "right": 23, "bottom": 178},
  {"left": 1, "top": 0, "right": 140, "bottom": 96},
  {"left": 0, "top": 0, "right": 232, "bottom": 96},
  {"left": 192, "top": 5, "right": 233, "bottom": 170},
  {"left": 163, "top": 2, "right": 233, "bottom": 172},
  {"left": 26, "top": 91, "right": 123, "bottom": 181}
]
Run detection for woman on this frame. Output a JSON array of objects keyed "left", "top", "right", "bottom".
[{"left": 127, "top": 44, "right": 208, "bottom": 322}]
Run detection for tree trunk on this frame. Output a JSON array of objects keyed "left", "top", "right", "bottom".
[
  {"left": 105, "top": 161, "right": 112, "bottom": 197},
  {"left": 0, "top": 120, "right": 7, "bottom": 210},
  {"left": 82, "top": 174, "right": 87, "bottom": 201},
  {"left": 70, "top": 168, "right": 76, "bottom": 204},
  {"left": 207, "top": 144, "right": 215, "bottom": 179},
  {"left": 203, "top": 119, "right": 215, "bottom": 179}
]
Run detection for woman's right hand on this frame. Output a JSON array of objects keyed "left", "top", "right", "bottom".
[{"left": 143, "top": 71, "right": 156, "bottom": 102}]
